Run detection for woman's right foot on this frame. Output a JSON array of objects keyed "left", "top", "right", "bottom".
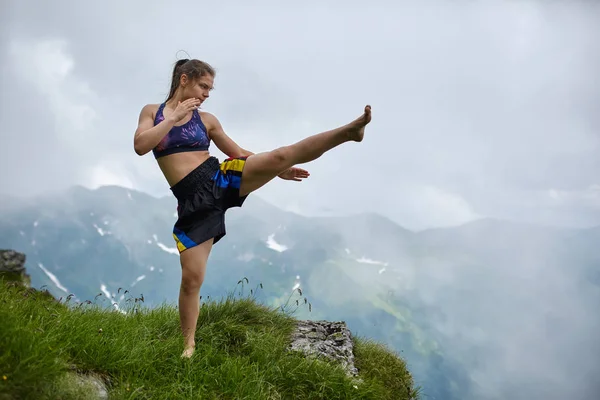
[
  {"left": 346, "top": 105, "right": 372, "bottom": 142},
  {"left": 181, "top": 342, "right": 195, "bottom": 359}
]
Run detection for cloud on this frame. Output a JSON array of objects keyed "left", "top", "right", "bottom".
[
  {"left": 2, "top": 37, "right": 125, "bottom": 194},
  {"left": 88, "top": 164, "right": 134, "bottom": 190},
  {"left": 1, "top": 1, "right": 599, "bottom": 227},
  {"left": 548, "top": 184, "right": 600, "bottom": 208},
  {"left": 2, "top": 1, "right": 600, "bottom": 398},
  {"left": 8, "top": 38, "right": 98, "bottom": 143}
]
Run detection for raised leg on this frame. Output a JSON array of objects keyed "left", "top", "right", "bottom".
[
  {"left": 238, "top": 105, "right": 371, "bottom": 197},
  {"left": 178, "top": 237, "right": 214, "bottom": 358}
]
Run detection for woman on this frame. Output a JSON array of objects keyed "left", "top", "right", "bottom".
[{"left": 133, "top": 58, "right": 372, "bottom": 358}]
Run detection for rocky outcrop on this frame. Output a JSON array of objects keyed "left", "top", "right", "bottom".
[
  {"left": 289, "top": 320, "right": 359, "bottom": 378},
  {"left": 0, "top": 249, "right": 31, "bottom": 286}
]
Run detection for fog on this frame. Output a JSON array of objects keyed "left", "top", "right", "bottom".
[{"left": 2, "top": 0, "right": 599, "bottom": 398}]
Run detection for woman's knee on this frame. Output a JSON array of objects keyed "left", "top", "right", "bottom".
[
  {"left": 180, "top": 258, "right": 206, "bottom": 294},
  {"left": 270, "top": 146, "right": 292, "bottom": 167},
  {"left": 181, "top": 271, "right": 204, "bottom": 293},
  {"left": 179, "top": 241, "right": 211, "bottom": 294}
]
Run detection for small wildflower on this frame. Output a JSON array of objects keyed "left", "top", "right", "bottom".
[
  {"left": 2, "top": 375, "right": 7, "bottom": 380},
  {"left": 98, "top": 328, "right": 103, "bottom": 334}
]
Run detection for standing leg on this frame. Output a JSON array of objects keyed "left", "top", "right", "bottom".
[
  {"left": 239, "top": 105, "right": 371, "bottom": 197},
  {"left": 178, "top": 237, "right": 214, "bottom": 358}
]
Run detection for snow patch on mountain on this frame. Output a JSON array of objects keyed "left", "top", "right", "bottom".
[
  {"left": 156, "top": 242, "right": 178, "bottom": 255},
  {"left": 37, "top": 262, "right": 69, "bottom": 294},
  {"left": 100, "top": 284, "right": 113, "bottom": 300},
  {"left": 356, "top": 256, "right": 389, "bottom": 267},
  {"left": 266, "top": 234, "right": 288, "bottom": 252},
  {"left": 152, "top": 233, "right": 178, "bottom": 255},
  {"left": 93, "top": 223, "right": 111, "bottom": 236},
  {"left": 131, "top": 275, "right": 146, "bottom": 287},
  {"left": 100, "top": 283, "right": 124, "bottom": 313}
]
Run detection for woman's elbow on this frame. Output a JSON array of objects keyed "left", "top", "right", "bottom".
[
  {"left": 133, "top": 137, "right": 150, "bottom": 156},
  {"left": 134, "top": 146, "right": 146, "bottom": 156}
]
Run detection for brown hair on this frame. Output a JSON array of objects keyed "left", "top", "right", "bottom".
[{"left": 166, "top": 59, "right": 216, "bottom": 101}]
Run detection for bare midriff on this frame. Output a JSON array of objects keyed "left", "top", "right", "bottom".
[{"left": 157, "top": 151, "right": 212, "bottom": 188}]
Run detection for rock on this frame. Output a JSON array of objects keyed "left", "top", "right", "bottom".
[
  {"left": 1, "top": 249, "right": 59, "bottom": 304},
  {"left": 70, "top": 372, "right": 109, "bottom": 400},
  {"left": 55, "top": 368, "right": 110, "bottom": 400},
  {"left": 289, "top": 320, "right": 359, "bottom": 377},
  {"left": 0, "top": 249, "right": 31, "bottom": 286}
]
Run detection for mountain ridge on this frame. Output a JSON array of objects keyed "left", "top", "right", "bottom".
[{"left": 1, "top": 183, "right": 598, "bottom": 400}]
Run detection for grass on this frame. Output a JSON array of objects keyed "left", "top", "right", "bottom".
[{"left": 0, "top": 277, "right": 419, "bottom": 400}]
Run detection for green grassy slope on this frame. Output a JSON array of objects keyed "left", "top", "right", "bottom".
[{"left": 0, "top": 278, "right": 419, "bottom": 400}]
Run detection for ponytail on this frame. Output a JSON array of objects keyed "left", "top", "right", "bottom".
[
  {"left": 166, "top": 59, "right": 189, "bottom": 101},
  {"left": 165, "top": 58, "right": 216, "bottom": 102}
]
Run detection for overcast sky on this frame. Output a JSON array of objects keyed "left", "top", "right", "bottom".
[
  {"left": 1, "top": 0, "right": 599, "bottom": 230},
  {"left": 2, "top": 2, "right": 599, "bottom": 399}
]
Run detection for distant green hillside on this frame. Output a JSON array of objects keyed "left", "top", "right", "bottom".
[
  {"left": 1, "top": 185, "right": 599, "bottom": 400},
  {"left": 0, "top": 273, "right": 418, "bottom": 400}
]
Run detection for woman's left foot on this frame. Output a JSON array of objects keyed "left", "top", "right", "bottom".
[
  {"left": 347, "top": 105, "right": 372, "bottom": 142},
  {"left": 181, "top": 345, "right": 195, "bottom": 359}
]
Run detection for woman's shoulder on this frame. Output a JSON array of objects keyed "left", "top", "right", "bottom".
[
  {"left": 141, "top": 103, "right": 162, "bottom": 112},
  {"left": 199, "top": 110, "right": 217, "bottom": 119},
  {"left": 198, "top": 110, "right": 220, "bottom": 130},
  {"left": 139, "top": 103, "right": 162, "bottom": 119}
]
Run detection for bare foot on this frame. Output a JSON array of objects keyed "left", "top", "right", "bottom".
[
  {"left": 181, "top": 344, "right": 195, "bottom": 359},
  {"left": 347, "top": 105, "right": 372, "bottom": 142}
]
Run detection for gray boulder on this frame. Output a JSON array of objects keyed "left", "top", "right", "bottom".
[
  {"left": 0, "top": 249, "right": 31, "bottom": 286},
  {"left": 289, "top": 320, "right": 359, "bottom": 377}
]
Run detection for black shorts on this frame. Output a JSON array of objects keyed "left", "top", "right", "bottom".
[{"left": 169, "top": 156, "right": 248, "bottom": 253}]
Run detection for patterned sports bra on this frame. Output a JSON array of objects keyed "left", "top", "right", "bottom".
[{"left": 152, "top": 102, "right": 211, "bottom": 159}]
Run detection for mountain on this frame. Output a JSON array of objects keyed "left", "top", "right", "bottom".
[{"left": 1, "top": 185, "right": 598, "bottom": 400}]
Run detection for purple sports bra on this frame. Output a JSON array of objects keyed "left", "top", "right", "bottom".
[{"left": 152, "top": 102, "right": 211, "bottom": 159}]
